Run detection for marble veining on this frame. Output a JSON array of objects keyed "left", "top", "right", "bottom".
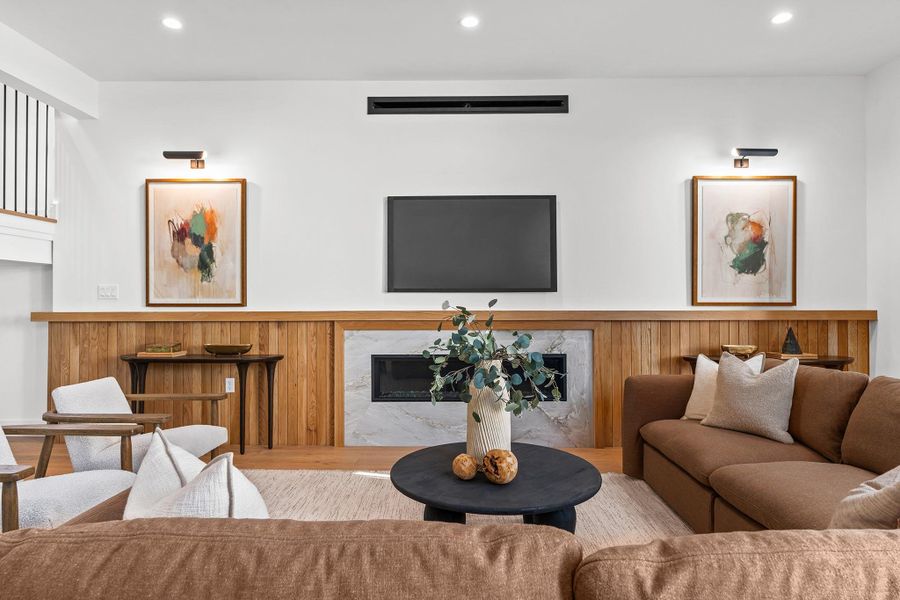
[{"left": 344, "top": 330, "right": 593, "bottom": 446}]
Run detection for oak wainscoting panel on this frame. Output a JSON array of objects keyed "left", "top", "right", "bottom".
[{"left": 36, "top": 311, "right": 874, "bottom": 448}]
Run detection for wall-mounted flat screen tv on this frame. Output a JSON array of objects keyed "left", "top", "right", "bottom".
[{"left": 387, "top": 195, "right": 557, "bottom": 292}]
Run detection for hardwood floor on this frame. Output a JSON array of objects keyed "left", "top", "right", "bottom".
[{"left": 8, "top": 437, "right": 622, "bottom": 476}]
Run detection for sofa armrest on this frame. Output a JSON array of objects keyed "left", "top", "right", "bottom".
[{"left": 622, "top": 374, "right": 694, "bottom": 479}]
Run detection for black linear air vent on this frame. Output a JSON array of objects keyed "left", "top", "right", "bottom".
[{"left": 367, "top": 95, "right": 568, "bottom": 115}]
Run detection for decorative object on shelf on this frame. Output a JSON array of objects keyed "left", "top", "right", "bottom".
[
  {"left": 482, "top": 449, "right": 518, "bottom": 485},
  {"left": 692, "top": 176, "right": 797, "bottom": 306},
  {"left": 731, "top": 147, "right": 778, "bottom": 169},
  {"left": 423, "top": 300, "right": 564, "bottom": 463},
  {"left": 782, "top": 327, "right": 802, "bottom": 355},
  {"left": 146, "top": 179, "right": 247, "bottom": 307},
  {"left": 203, "top": 343, "right": 253, "bottom": 356},
  {"left": 144, "top": 343, "right": 182, "bottom": 353},
  {"left": 451, "top": 453, "right": 478, "bottom": 480},
  {"left": 720, "top": 344, "right": 758, "bottom": 358},
  {"left": 136, "top": 350, "right": 187, "bottom": 358},
  {"left": 766, "top": 351, "right": 819, "bottom": 360}
]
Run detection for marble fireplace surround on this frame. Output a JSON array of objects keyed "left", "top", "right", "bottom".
[{"left": 343, "top": 329, "right": 593, "bottom": 447}]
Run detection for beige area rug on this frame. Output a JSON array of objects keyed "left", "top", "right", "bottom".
[{"left": 244, "top": 470, "right": 692, "bottom": 554}]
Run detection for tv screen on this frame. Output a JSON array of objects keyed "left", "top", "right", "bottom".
[{"left": 387, "top": 195, "right": 557, "bottom": 292}]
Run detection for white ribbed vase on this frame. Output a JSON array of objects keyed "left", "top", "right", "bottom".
[{"left": 466, "top": 360, "right": 511, "bottom": 463}]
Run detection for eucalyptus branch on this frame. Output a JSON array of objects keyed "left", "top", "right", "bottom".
[{"left": 423, "top": 300, "right": 565, "bottom": 417}]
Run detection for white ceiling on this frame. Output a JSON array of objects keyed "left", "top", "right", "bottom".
[{"left": 1, "top": 0, "right": 900, "bottom": 81}]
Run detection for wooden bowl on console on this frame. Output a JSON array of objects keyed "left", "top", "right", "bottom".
[
  {"left": 204, "top": 343, "right": 253, "bottom": 356},
  {"left": 720, "top": 344, "right": 758, "bottom": 358}
]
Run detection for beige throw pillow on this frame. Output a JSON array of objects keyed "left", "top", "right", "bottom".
[
  {"left": 829, "top": 465, "right": 900, "bottom": 529},
  {"left": 683, "top": 353, "right": 765, "bottom": 420},
  {"left": 701, "top": 353, "right": 799, "bottom": 443},
  {"left": 124, "top": 428, "right": 268, "bottom": 520}
]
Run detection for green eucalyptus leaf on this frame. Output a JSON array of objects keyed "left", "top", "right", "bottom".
[
  {"left": 488, "top": 298, "right": 498, "bottom": 308},
  {"left": 472, "top": 411, "right": 481, "bottom": 423},
  {"left": 441, "top": 300, "right": 450, "bottom": 310},
  {"left": 511, "top": 373, "right": 523, "bottom": 385},
  {"left": 517, "top": 335, "right": 531, "bottom": 349},
  {"left": 434, "top": 355, "right": 447, "bottom": 364},
  {"left": 422, "top": 350, "right": 431, "bottom": 358},
  {"left": 437, "top": 321, "right": 443, "bottom": 332},
  {"left": 485, "top": 315, "right": 494, "bottom": 328},
  {"left": 460, "top": 391, "right": 472, "bottom": 403}
]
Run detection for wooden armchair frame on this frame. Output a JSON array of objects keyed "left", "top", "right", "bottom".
[
  {"left": 0, "top": 423, "right": 142, "bottom": 532},
  {"left": 41, "top": 392, "right": 227, "bottom": 467}
]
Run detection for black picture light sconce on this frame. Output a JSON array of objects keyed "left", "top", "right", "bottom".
[
  {"left": 731, "top": 147, "right": 778, "bottom": 168},
  {"left": 163, "top": 150, "right": 206, "bottom": 169}
]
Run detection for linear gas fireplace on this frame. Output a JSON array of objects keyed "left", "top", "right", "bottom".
[{"left": 371, "top": 354, "right": 567, "bottom": 402}]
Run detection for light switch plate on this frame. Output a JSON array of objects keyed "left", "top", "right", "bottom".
[
  {"left": 97, "top": 284, "right": 119, "bottom": 299},
  {"left": 225, "top": 378, "right": 235, "bottom": 393}
]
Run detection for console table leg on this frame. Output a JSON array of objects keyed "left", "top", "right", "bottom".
[
  {"left": 424, "top": 505, "right": 466, "bottom": 525},
  {"left": 236, "top": 362, "right": 249, "bottom": 455},
  {"left": 135, "top": 363, "right": 149, "bottom": 413},
  {"left": 531, "top": 507, "right": 576, "bottom": 533},
  {"left": 265, "top": 362, "right": 276, "bottom": 449}
]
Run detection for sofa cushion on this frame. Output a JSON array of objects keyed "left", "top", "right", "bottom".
[
  {"left": 830, "top": 465, "right": 900, "bottom": 529},
  {"left": 640, "top": 419, "right": 826, "bottom": 486},
  {"left": 683, "top": 353, "right": 764, "bottom": 420},
  {"left": 0, "top": 518, "right": 582, "bottom": 600},
  {"left": 709, "top": 461, "right": 875, "bottom": 530},
  {"left": 701, "top": 354, "right": 799, "bottom": 443},
  {"left": 574, "top": 529, "right": 900, "bottom": 600},
  {"left": 842, "top": 376, "right": 900, "bottom": 474},
  {"left": 788, "top": 366, "right": 869, "bottom": 462}
]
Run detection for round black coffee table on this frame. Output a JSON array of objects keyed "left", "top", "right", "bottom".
[{"left": 390, "top": 442, "right": 602, "bottom": 533}]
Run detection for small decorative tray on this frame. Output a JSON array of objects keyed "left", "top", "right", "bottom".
[{"left": 204, "top": 343, "right": 253, "bottom": 356}]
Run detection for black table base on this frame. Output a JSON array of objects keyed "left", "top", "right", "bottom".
[{"left": 426, "top": 504, "right": 577, "bottom": 533}]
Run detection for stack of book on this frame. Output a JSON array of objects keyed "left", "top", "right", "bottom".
[
  {"left": 765, "top": 352, "right": 819, "bottom": 360},
  {"left": 136, "top": 343, "right": 187, "bottom": 358}
]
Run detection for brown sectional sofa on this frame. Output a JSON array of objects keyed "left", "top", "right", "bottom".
[
  {"left": 0, "top": 495, "right": 897, "bottom": 599},
  {"left": 623, "top": 363, "right": 900, "bottom": 533}
]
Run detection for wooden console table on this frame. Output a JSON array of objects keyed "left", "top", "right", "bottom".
[
  {"left": 682, "top": 355, "right": 854, "bottom": 372},
  {"left": 120, "top": 354, "right": 284, "bottom": 454}
]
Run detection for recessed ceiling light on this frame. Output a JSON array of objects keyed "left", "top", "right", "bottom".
[
  {"left": 460, "top": 15, "right": 480, "bottom": 29},
  {"left": 771, "top": 12, "right": 793, "bottom": 25},
  {"left": 161, "top": 16, "right": 183, "bottom": 30}
]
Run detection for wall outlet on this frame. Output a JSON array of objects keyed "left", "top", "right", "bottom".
[
  {"left": 225, "top": 378, "right": 235, "bottom": 393},
  {"left": 97, "top": 284, "right": 119, "bottom": 299}
]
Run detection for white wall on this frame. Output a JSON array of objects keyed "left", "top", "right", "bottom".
[
  {"left": 0, "top": 259, "right": 50, "bottom": 423},
  {"left": 52, "top": 78, "right": 868, "bottom": 313},
  {"left": 866, "top": 57, "right": 900, "bottom": 375},
  {"left": 0, "top": 21, "right": 97, "bottom": 119}
]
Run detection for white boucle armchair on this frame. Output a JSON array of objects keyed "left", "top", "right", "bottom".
[
  {"left": 0, "top": 424, "right": 136, "bottom": 532},
  {"left": 48, "top": 377, "right": 229, "bottom": 473}
]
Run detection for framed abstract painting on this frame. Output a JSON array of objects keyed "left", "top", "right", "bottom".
[
  {"left": 692, "top": 176, "right": 796, "bottom": 306},
  {"left": 145, "top": 179, "right": 247, "bottom": 306}
]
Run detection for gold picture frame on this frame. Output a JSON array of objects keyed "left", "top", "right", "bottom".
[
  {"left": 692, "top": 175, "right": 797, "bottom": 306},
  {"left": 145, "top": 178, "right": 247, "bottom": 307}
]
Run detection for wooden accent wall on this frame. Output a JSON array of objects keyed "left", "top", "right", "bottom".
[
  {"left": 47, "top": 321, "right": 333, "bottom": 447},
  {"left": 36, "top": 311, "right": 874, "bottom": 448}
]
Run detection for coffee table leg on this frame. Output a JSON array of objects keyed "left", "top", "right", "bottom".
[
  {"left": 529, "top": 507, "right": 576, "bottom": 533},
  {"left": 424, "top": 505, "right": 466, "bottom": 525}
]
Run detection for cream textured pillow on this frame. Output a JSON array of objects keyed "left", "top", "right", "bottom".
[
  {"left": 683, "top": 353, "right": 765, "bottom": 420},
  {"left": 829, "top": 465, "right": 900, "bottom": 529},
  {"left": 701, "top": 353, "right": 799, "bottom": 443},
  {"left": 124, "top": 428, "right": 268, "bottom": 520}
]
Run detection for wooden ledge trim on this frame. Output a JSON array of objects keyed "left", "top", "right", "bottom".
[
  {"left": 0, "top": 207, "right": 57, "bottom": 224},
  {"left": 32, "top": 309, "right": 878, "bottom": 323}
]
